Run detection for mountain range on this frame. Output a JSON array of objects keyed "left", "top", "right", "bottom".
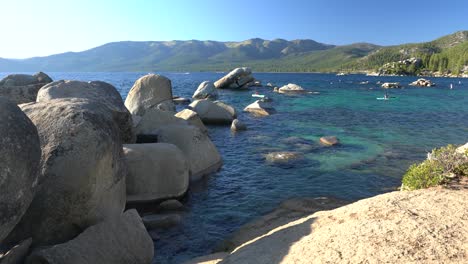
[{"left": 0, "top": 31, "right": 467, "bottom": 73}]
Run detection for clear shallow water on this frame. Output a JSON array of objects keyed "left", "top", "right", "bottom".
[{"left": 2, "top": 72, "right": 467, "bottom": 263}]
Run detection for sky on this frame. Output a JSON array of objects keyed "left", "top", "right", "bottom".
[{"left": 1, "top": 0, "right": 467, "bottom": 58}]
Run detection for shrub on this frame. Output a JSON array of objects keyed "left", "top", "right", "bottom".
[{"left": 401, "top": 144, "right": 468, "bottom": 190}]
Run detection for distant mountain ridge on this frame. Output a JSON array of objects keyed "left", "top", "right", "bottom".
[{"left": 0, "top": 31, "right": 466, "bottom": 73}]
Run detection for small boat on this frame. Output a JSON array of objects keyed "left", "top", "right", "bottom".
[{"left": 252, "top": 94, "right": 265, "bottom": 98}]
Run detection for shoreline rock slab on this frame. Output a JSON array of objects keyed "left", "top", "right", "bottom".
[
  {"left": 0, "top": 98, "right": 41, "bottom": 243},
  {"left": 123, "top": 143, "right": 189, "bottom": 203},
  {"left": 217, "top": 188, "right": 468, "bottom": 264},
  {"left": 25, "top": 210, "right": 153, "bottom": 264},
  {"left": 0, "top": 72, "right": 53, "bottom": 104}
]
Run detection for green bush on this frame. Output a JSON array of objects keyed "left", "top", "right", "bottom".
[{"left": 401, "top": 144, "right": 468, "bottom": 190}]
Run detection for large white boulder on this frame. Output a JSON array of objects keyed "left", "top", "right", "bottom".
[
  {"left": 37, "top": 80, "right": 134, "bottom": 143},
  {"left": 123, "top": 143, "right": 189, "bottom": 203},
  {"left": 6, "top": 99, "right": 126, "bottom": 247},
  {"left": 214, "top": 67, "right": 254, "bottom": 89},
  {"left": 156, "top": 124, "right": 222, "bottom": 181},
  {"left": 278, "top": 83, "right": 306, "bottom": 93},
  {"left": 0, "top": 98, "right": 41, "bottom": 243},
  {"left": 189, "top": 100, "right": 236, "bottom": 124},
  {"left": 244, "top": 100, "right": 276, "bottom": 116},
  {"left": 124, "top": 74, "right": 173, "bottom": 116}
]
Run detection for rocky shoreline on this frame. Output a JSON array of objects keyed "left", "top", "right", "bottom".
[{"left": 0, "top": 69, "right": 466, "bottom": 264}]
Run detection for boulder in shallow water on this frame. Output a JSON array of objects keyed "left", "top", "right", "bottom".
[
  {"left": 214, "top": 67, "right": 254, "bottom": 89},
  {"left": 173, "top": 96, "right": 191, "bottom": 105},
  {"left": 123, "top": 143, "right": 189, "bottom": 203},
  {"left": 124, "top": 74, "right": 173, "bottom": 116},
  {"left": 156, "top": 124, "right": 222, "bottom": 181},
  {"left": 25, "top": 210, "right": 153, "bottom": 264},
  {"left": 320, "top": 136, "right": 340, "bottom": 146},
  {"left": 193, "top": 81, "right": 218, "bottom": 99},
  {"left": 189, "top": 100, "right": 236, "bottom": 124},
  {"left": 381, "top": 82, "right": 401, "bottom": 89},
  {"left": 244, "top": 100, "right": 276, "bottom": 117},
  {"left": 37, "top": 80, "right": 134, "bottom": 143},
  {"left": 231, "top": 119, "right": 247, "bottom": 131},
  {"left": 0, "top": 98, "right": 41, "bottom": 243},
  {"left": 142, "top": 213, "right": 182, "bottom": 229},
  {"left": 0, "top": 72, "right": 53, "bottom": 104},
  {"left": 278, "top": 83, "right": 306, "bottom": 93},
  {"left": 409, "top": 78, "right": 435, "bottom": 87},
  {"left": 158, "top": 199, "right": 184, "bottom": 211},
  {"left": 7, "top": 99, "right": 126, "bottom": 247}
]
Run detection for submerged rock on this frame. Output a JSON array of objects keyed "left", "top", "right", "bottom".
[
  {"left": 0, "top": 98, "right": 41, "bottom": 243},
  {"left": 231, "top": 119, "right": 247, "bottom": 131},
  {"left": 142, "top": 214, "right": 182, "bottom": 229},
  {"left": 265, "top": 152, "right": 303, "bottom": 163},
  {"left": 173, "top": 96, "right": 191, "bottom": 105},
  {"left": 158, "top": 200, "right": 184, "bottom": 211},
  {"left": 0, "top": 72, "right": 53, "bottom": 104}
]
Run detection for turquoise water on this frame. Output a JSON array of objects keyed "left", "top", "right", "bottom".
[{"left": 2, "top": 72, "right": 467, "bottom": 263}]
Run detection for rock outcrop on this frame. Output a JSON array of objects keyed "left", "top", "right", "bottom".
[
  {"left": 123, "top": 143, "right": 189, "bottom": 203},
  {"left": 189, "top": 100, "right": 236, "bottom": 125},
  {"left": 37, "top": 80, "right": 134, "bottom": 143},
  {"left": 7, "top": 99, "right": 126, "bottom": 247},
  {"left": 156, "top": 124, "right": 222, "bottom": 181},
  {"left": 193, "top": 81, "right": 218, "bottom": 99},
  {"left": 381, "top": 82, "right": 401, "bottom": 88},
  {"left": 244, "top": 100, "right": 276, "bottom": 116},
  {"left": 0, "top": 98, "right": 41, "bottom": 243},
  {"left": 124, "top": 74, "right": 174, "bottom": 116},
  {"left": 214, "top": 67, "right": 254, "bottom": 89},
  {"left": 0, "top": 72, "right": 53, "bottom": 104},
  {"left": 278, "top": 83, "right": 306, "bottom": 93},
  {"left": 25, "top": 210, "right": 153, "bottom": 264},
  {"left": 409, "top": 78, "right": 436, "bottom": 87},
  {"left": 208, "top": 187, "right": 468, "bottom": 264}
]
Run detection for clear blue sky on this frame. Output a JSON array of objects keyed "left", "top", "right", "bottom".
[{"left": 2, "top": 0, "right": 467, "bottom": 58}]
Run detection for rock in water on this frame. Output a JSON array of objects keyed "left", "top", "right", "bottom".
[
  {"left": 231, "top": 119, "right": 247, "bottom": 131},
  {"left": 156, "top": 124, "right": 223, "bottom": 181},
  {"left": 6, "top": 99, "right": 126, "bottom": 247},
  {"left": 142, "top": 214, "right": 182, "bottom": 229},
  {"left": 36, "top": 80, "right": 134, "bottom": 143},
  {"left": 25, "top": 210, "right": 154, "bottom": 264},
  {"left": 214, "top": 67, "right": 254, "bottom": 89},
  {"left": 244, "top": 100, "right": 276, "bottom": 116},
  {"left": 278, "top": 83, "right": 306, "bottom": 93},
  {"left": 409, "top": 78, "right": 436, "bottom": 87},
  {"left": 320, "top": 136, "right": 340, "bottom": 146},
  {"left": 0, "top": 98, "right": 41, "bottom": 243},
  {"left": 0, "top": 72, "right": 53, "bottom": 104},
  {"left": 193, "top": 81, "right": 218, "bottom": 99},
  {"left": 381, "top": 82, "right": 401, "bottom": 89},
  {"left": 265, "top": 152, "right": 303, "bottom": 163},
  {"left": 189, "top": 100, "right": 236, "bottom": 125},
  {"left": 124, "top": 74, "right": 174, "bottom": 116},
  {"left": 123, "top": 143, "right": 189, "bottom": 203}
]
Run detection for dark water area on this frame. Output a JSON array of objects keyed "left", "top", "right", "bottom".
[{"left": 2, "top": 72, "right": 467, "bottom": 263}]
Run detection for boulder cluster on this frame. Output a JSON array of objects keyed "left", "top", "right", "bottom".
[
  {"left": 409, "top": 78, "right": 436, "bottom": 87},
  {"left": 0, "top": 72, "right": 226, "bottom": 264}
]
